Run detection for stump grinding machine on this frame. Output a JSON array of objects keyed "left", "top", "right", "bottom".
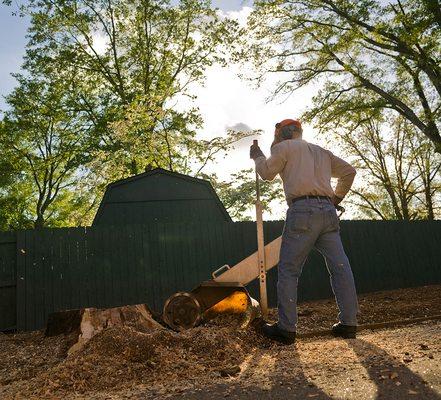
[
  {"left": 162, "top": 140, "right": 282, "bottom": 331},
  {"left": 162, "top": 236, "right": 283, "bottom": 331},
  {"left": 162, "top": 138, "right": 346, "bottom": 331}
]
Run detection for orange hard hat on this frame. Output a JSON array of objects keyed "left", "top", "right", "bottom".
[{"left": 275, "top": 119, "right": 302, "bottom": 129}]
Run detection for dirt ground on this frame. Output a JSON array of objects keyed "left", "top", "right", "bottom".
[
  {"left": 0, "top": 285, "right": 440, "bottom": 400},
  {"left": 273, "top": 284, "right": 441, "bottom": 335},
  {"left": 157, "top": 321, "right": 441, "bottom": 400}
]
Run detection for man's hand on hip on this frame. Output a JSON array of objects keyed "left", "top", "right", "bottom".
[
  {"left": 250, "top": 143, "right": 264, "bottom": 160},
  {"left": 331, "top": 195, "right": 343, "bottom": 206}
]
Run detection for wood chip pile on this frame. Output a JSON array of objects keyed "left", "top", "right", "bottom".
[{"left": 2, "top": 316, "right": 267, "bottom": 398}]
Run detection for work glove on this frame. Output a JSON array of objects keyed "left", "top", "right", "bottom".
[
  {"left": 331, "top": 194, "right": 343, "bottom": 206},
  {"left": 250, "top": 143, "right": 264, "bottom": 160},
  {"left": 331, "top": 195, "right": 345, "bottom": 216}
]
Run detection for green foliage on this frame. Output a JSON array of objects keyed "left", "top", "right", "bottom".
[
  {"left": 0, "top": 156, "right": 35, "bottom": 230},
  {"left": 204, "top": 168, "right": 285, "bottom": 221},
  {"left": 17, "top": 0, "right": 239, "bottom": 176},
  {"left": 243, "top": 0, "right": 441, "bottom": 152},
  {"left": 0, "top": 69, "right": 99, "bottom": 228},
  {"left": 239, "top": 0, "right": 440, "bottom": 219},
  {"left": 0, "top": 0, "right": 250, "bottom": 228},
  {"left": 333, "top": 112, "right": 441, "bottom": 220}
]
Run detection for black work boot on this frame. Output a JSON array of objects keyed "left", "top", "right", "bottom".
[
  {"left": 332, "top": 322, "right": 357, "bottom": 339},
  {"left": 261, "top": 323, "right": 296, "bottom": 345}
]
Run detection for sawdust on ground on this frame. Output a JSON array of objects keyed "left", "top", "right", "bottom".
[
  {"left": 0, "top": 309, "right": 272, "bottom": 398},
  {"left": 273, "top": 284, "right": 441, "bottom": 334},
  {"left": 0, "top": 285, "right": 440, "bottom": 399},
  {"left": 158, "top": 320, "right": 441, "bottom": 400}
]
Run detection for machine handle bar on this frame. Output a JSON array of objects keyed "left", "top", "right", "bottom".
[{"left": 212, "top": 264, "right": 231, "bottom": 279}]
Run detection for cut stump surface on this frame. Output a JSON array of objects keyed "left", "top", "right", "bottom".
[{"left": 45, "top": 304, "right": 163, "bottom": 354}]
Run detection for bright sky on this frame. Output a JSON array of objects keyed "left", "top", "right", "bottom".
[{"left": 0, "top": 0, "right": 336, "bottom": 220}]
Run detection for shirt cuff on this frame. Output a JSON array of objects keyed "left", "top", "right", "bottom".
[{"left": 334, "top": 190, "right": 347, "bottom": 199}]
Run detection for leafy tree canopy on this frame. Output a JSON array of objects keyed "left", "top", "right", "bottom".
[
  {"left": 0, "top": 0, "right": 262, "bottom": 228},
  {"left": 242, "top": 0, "right": 441, "bottom": 152}
]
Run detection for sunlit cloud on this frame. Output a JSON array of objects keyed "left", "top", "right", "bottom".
[{"left": 227, "top": 122, "right": 253, "bottom": 133}]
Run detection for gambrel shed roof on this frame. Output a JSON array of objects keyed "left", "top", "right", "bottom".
[{"left": 93, "top": 168, "right": 231, "bottom": 225}]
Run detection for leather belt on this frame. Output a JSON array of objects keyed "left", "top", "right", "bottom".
[{"left": 291, "top": 195, "right": 331, "bottom": 204}]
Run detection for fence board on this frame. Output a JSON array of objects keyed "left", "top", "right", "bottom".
[
  {"left": 93, "top": 228, "right": 101, "bottom": 307},
  {"left": 95, "top": 227, "right": 106, "bottom": 309},
  {"left": 0, "top": 231, "right": 17, "bottom": 331},
  {"left": 16, "top": 232, "right": 25, "bottom": 331}
]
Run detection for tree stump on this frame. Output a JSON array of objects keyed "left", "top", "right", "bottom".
[{"left": 45, "top": 304, "right": 163, "bottom": 354}]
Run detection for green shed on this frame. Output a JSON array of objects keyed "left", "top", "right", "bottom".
[{"left": 92, "top": 168, "right": 231, "bottom": 225}]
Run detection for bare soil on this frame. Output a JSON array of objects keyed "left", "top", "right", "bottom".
[
  {"left": 160, "top": 321, "right": 441, "bottom": 400},
  {"left": 0, "top": 285, "right": 440, "bottom": 399},
  {"left": 278, "top": 284, "right": 441, "bottom": 335}
]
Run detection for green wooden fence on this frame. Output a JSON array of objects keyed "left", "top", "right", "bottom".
[
  {"left": 1, "top": 221, "right": 440, "bottom": 332},
  {"left": 0, "top": 231, "right": 16, "bottom": 331}
]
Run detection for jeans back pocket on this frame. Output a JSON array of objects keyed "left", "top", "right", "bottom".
[
  {"left": 288, "top": 211, "right": 311, "bottom": 233},
  {"left": 326, "top": 208, "right": 340, "bottom": 231}
]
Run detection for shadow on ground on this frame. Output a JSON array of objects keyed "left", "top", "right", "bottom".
[
  {"left": 165, "top": 335, "right": 441, "bottom": 400},
  {"left": 348, "top": 338, "right": 441, "bottom": 400}
]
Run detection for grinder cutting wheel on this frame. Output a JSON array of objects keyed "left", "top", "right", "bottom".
[
  {"left": 162, "top": 284, "right": 260, "bottom": 331},
  {"left": 162, "top": 139, "right": 271, "bottom": 331}
]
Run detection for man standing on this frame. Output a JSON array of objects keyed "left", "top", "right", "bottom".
[{"left": 250, "top": 119, "right": 359, "bottom": 344}]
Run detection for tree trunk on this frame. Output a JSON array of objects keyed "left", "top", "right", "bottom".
[
  {"left": 424, "top": 184, "right": 435, "bottom": 220},
  {"left": 34, "top": 214, "right": 45, "bottom": 229},
  {"left": 45, "top": 304, "right": 163, "bottom": 354},
  {"left": 384, "top": 184, "right": 403, "bottom": 219}
]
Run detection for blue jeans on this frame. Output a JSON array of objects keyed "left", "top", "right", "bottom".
[{"left": 277, "top": 198, "right": 358, "bottom": 332}]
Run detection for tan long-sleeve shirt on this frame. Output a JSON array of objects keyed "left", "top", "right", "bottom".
[{"left": 254, "top": 138, "right": 356, "bottom": 204}]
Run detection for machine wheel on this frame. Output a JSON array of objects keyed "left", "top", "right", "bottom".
[{"left": 162, "top": 292, "right": 202, "bottom": 331}]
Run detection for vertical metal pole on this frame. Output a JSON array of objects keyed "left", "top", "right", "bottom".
[{"left": 254, "top": 140, "right": 268, "bottom": 319}]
